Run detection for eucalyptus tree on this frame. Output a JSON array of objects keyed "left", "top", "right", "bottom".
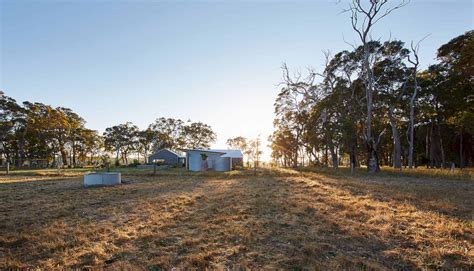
[
  {"left": 182, "top": 121, "right": 216, "bottom": 149},
  {"left": 269, "top": 127, "right": 298, "bottom": 167},
  {"left": 324, "top": 49, "right": 364, "bottom": 168},
  {"left": 0, "top": 94, "right": 25, "bottom": 164},
  {"left": 103, "top": 122, "right": 139, "bottom": 165},
  {"left": 150, "top": 117, "right": 185, "bottom": 151},
  {"left": 432, "top": 30, "right": 473, "bottom": 168},
  {"left": 226, "top": 136, "right": 248, "bottom": 151},
  {"left": 77, "top": 129, "right": 103, "bottom": 165},
  {"left": 344, "top": 0, "right": 408, "bottom": 172},
  {"left": 407, "top": 39, "right": 423, "bottom": 168},
  {"left": 274, "top": 64, "right": 318, "bottom": 167},
  {"left": 374, "top": 40, "right": 410, "bottom": 168},
  {"left": 137, "top": 128, "right": 156, "bottom": 163},
  {"left": 60, "top": 107, "right": 86, "bottom": 167}
]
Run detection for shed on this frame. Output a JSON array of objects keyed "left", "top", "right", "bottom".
[
  {"left": 148, "top": 149, "right": 185, "bottom": 166},
  {"left": 182, "top": 149, "right": 243, "bottom": 172}
]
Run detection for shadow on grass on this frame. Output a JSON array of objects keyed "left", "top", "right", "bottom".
[
  {"left": 1, "top": 167, "right": 471, "bottom": 269},
  {"left": 299, "top": 167, "right": 474, "bottom": 221},
  {"left": 117, "top": 174, "right": 418, "bottom": 269}
]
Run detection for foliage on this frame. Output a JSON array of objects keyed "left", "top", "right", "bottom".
[
  {"left": 270, "top": 30, "right": 474, "bottom": 169},
  {"left": 0, "top": 94, "right": 217, "bottom": 169}
]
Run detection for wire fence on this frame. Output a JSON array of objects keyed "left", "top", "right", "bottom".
[{"left": 0, "top": 159, "right": 51, "bottom": 170}]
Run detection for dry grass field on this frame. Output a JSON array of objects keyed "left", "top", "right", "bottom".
[{"left": 0, "top": 167, "right": 472, "bottom": 269}]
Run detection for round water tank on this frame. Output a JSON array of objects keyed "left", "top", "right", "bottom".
[
  {"left": 214, "top": 157, "right": 231, "bottom": 171},
  {"left": 84, "top": 172, "right": 121, "bottom": 186}
]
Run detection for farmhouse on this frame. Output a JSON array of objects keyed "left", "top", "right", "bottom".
[
  {"left": 183, "top": 149, "right": 243, "bottom": 171},
  {"left": 148, "top": 149, "right": 185, "bottom": 166}
]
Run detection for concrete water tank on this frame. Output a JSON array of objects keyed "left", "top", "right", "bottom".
[{"left": 84, "top": 172, "right": 121, "bottom": 187}]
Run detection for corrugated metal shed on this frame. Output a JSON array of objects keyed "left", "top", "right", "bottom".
[
  {"left": 148, "top": 149, "right": 184, "bottom": 165},
  {"left": 182, "top": 149, "right": 242, "bottom": 172}
]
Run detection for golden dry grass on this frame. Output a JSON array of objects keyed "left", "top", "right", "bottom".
[{"left": 0, "top": 168, "right": 472, "bottom": 269}]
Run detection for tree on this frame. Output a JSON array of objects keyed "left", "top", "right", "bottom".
[
  {"left": 60, "top": 107, "right": 86, "bottom": 167},
  {"left": 375, "top": 40, "right": 410, "bottom": 168},
  {"left": 137, "top": 128, "right": 156, "bottom": 163},
  {"left": 103, "top": 122, "right": 138, "bottom": 165},
  {"left": 274, "top": 63, "right": 317, "bottom": 167},
  {"left": 227, "top": 136, "right": 249, "bottom": 165},
  {"left": 0, "top": 93, "right": 25, "bottom": 165},
  {"left": 407, "top": 38, "right": 424, "bottom": 168},
  {"left": 344, "top": 0, "right": 408, "bottom": 172},
  {"left": 72, "top": 128, "right": 103, "bottom": 165},
  {"left": 226, "top": 136, "right": 248, "bottom": 151},
  {"left": 247, "top": 136, "right": 263, "bottom": 172},
  {"left": 182, "top": 121, "right": 216, "bottom": 149},
  {"left": 150, "top": 117, "right": 185, "bottom": 150}
]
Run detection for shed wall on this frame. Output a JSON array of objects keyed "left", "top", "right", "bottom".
[{"left": 148, "top": 149, "right": 180, "bottom": 165}]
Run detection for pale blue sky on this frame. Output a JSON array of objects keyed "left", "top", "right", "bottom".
[{"left": 1, "top": 0, "right": 472, "bottom": 159}]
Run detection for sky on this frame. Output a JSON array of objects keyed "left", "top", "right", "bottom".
[{"left": 1, "top": 0, "right": 472, "bottom": 160}]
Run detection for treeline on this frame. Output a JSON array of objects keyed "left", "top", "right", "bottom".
[
  {"left": 0, "top": 95, "right": 216, "bottom": 168},
  {"left": 270, "top": 30, "right": 473, "bottom": 170}
]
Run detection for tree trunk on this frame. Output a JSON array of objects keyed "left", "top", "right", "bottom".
[
  {"left": 72, "top": 140, "right": 76, "bottom": 167},
  {"left": 350, "top": 144, "right": 357, "bottom": 169},
  {"left": 123, "top": 152, "right": 128, "bottom": 165},
  {"left": 362, "top": 44, "right": 379, "bottom": 173},
  {"left": 60, "top": 148, "right": 68, "bottom": 168},
  {"left": 324, "top": 147, "right": 328, "bottom": 167},
  {"left": 425, "top": 125, "right": 430, "bottom": 168},
  {"left": 367, "top": 142, "right": 378, "bottom": 173},
  {"left": 408, "top": 98, "right": 415, "bottom": 168},
  {"left": 329, "top": 144, "right": 338, "bottom": 169},
  {"left": 388, "top": 106, "right": 402, "bottom": 168},
  {"left": 459, "top": 127, "right": 463, "bottom": 169},
  {"left": 429, "top": 122, "right": 436, "bottom": 168},
  {"left": 437, "top": 123, "right": 445, "bottom": 168},
  {"left": 293, "top": 134, "right": 299, "bottom": 168}
]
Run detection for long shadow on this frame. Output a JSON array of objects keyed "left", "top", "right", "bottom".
[
  {"left": 244, "top": 177, "right": 417, "bottom": 269},
  {"left": 2, "top": 170, "right": 469, "bottom": 269},
  {"left": 274, "top": 174, "right": 472, "bottom": 269},
  {"left": 300, "top": 169, "right": 474, "bottom": 221},
  {"left": 124, "top": 174, "right": 417, "bottom": 269},
  {"left": 0, "top": 173, "right": 211, "bottom": 268}
]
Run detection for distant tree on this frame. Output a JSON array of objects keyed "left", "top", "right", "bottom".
[
  {"left": 247, "top": 137, "right": 263, "bottom": 172},
  {"left": 150, "top": 117, "right": 184, "bottom": 150},
  {"left": 77, "top": 129, "right": 103, "bottom": 165},
  {"left": 227, "top": 136, "right": 249, "bottom": 164},
  {"left": 60, "top": 107, "right": 86, "bottom": 167},
  {"left": 227, "top": 136, "right": 248, "bottom": 151},
  {"left": 275, "top": 63, "right": 316, "bottom": 167},
  {"left": 182, "top": 121, "right": 216, "bottom": 149},
  {"left": 0, "top": 94, "right": 25, "bottom": 165},
  {"left": 269, "top": 128, "right": 298, "bottom": 167},
  {"left": 103, "top": 122, "right": 138, "bottom": 165},
  {"left": 137, "top": 128, "right": 156, "bottom": 163}
]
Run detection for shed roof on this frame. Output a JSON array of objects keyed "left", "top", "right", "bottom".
[
  {"left": 151, "top": 149, "right": 184, "bottom": 158},
  {"left": 211, "top": 149, "right": 243, "bottom": 158},
  {"left": 181, "top": 149, "right": 243, "bottom": 158}
]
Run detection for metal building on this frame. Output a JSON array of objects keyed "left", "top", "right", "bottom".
[{"left": 182, "top": 149, "right": 243, "bottom": 172}]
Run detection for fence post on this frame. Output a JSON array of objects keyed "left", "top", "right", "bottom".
[
  {"left": 153, "top": 163, "right": 157, "bottom": 175},
  {"left": 6, "top": 162, "right": 9, "bottom": 175}
]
